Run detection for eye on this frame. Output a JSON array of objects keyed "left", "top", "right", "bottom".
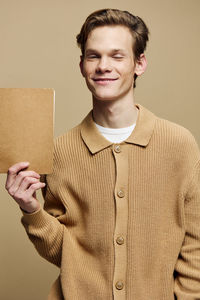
[
  {"left": 113, "top": 54, "right": 124, "bottom": 59},
  {"left": 87, "top": 54, "right": 99, "bottom": 59}
]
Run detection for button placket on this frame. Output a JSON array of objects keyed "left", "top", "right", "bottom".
[{"left": 112, "top": 144, "right": 128, "bottom": 299}]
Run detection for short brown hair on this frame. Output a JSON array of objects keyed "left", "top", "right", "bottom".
[{"left": 76, "top": 8, "right": 149, "bottom": 87}]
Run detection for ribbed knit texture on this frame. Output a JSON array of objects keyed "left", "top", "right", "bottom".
[{"left": 21, "top": 104, "right": 200, "bottom": 300}]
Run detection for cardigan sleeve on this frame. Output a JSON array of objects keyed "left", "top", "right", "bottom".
[
  {"left": 21, "top": 175, "right": 66, "bottom": 268},
  {"left": 174, "top": 160, "right": 200, "bottom": 299}
]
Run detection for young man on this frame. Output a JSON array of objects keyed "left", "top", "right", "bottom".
[{"left": 5, "top": 9, "right": 200, "bottom": 300}]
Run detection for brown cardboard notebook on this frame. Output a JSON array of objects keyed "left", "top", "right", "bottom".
[{"left": 0, "top": 88, "right": 54, "bottom": 174}]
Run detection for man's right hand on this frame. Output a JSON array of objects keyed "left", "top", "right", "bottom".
[{"left": 5, "top": 162, "right": 46, "bottom": 213}]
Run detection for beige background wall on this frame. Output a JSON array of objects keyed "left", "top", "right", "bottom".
[{"left": 0, "top": 0, "right": 199, "bottom": 299}]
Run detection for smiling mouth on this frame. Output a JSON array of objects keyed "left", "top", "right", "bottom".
[
  {"left": 93, "top": 78, "right": 118, "bottom": 83},
  {"left": 93, "top": 78, "right": 118, "bottom": 81}
]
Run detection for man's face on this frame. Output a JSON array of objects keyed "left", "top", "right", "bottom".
[{"left": 80, "top": 25, "right": 144, "bottom": 102}]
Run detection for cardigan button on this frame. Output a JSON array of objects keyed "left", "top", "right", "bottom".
[
  {"left": 116, "top": 236, "right": 124, "bottom": 245},
  {"left": 117, "top": 190, "right": 125, "bottom": 198},
  {"left": 114, "top": 145, "right": 121, "bottom": 153},
  {"left": 115, "top": 281, "right": 124, "bottom": 290}
]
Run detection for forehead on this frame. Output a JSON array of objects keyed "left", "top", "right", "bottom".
[{"left": 85, "top": 25, "right": 134, "bottom": 52}]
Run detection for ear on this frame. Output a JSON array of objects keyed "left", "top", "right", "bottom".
[
  {"left": 79, "top": 55, "right": 85, "bottom": 77},
  {"left": 134, "top": 54, "right": 147, "bottom": 76}
]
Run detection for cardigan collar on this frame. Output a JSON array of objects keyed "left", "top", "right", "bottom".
[{"left": 80, "top": 103, "right": 157, "bottom": 154}]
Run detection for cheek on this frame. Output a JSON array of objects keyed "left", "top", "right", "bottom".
[
  {"left": 126, "top": 64, "right": 135, "bottom": 78},
  {"left": 116, "top": 60, "right": 135, "bottom": 74},
  {"left": 120, "top": 68, "right": 135, "bottom": 81},
  {"left": 83, "top": 62, "right": 96, "bottom": 76}
]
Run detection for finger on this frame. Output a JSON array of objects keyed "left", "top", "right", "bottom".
[
  {"left": 13, "top": 182, "right": 45, "bottom": 205},
  {"left": 7, "top": 171, "right": 40, "bottom": 197},
  {"left": 11, "top": 170, "right": 40, "bottom": 191},
  {"left": 6, "top": 162, "right": 30, "bottom": 189},
  {"left": 25, "top": 182, "right": 46, "bottom": 199},
  {"left": 9, "top": 176, "right": 40, "bottom": 196},
  {"left": 19, "top": 177, "right": 40, "bottom": 191}
]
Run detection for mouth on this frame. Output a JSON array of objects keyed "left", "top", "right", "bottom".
[
  {"left": 92, "top": 78, "right": 118, "bottom": 85},
  {"left": 93, "top": 78, "right": 118, "bottom": 81}
]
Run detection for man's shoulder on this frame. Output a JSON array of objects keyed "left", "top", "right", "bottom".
[
  {"left": 155, "top": 115, "right": 196, "bottom": 142},
  {"left": 56, "top": 123, "right": 81, "bottom": 141},
  {"left": 140, "top": 104, "right": 198, "bottom": 147},
  {"left": 154, "top": 114, "right": 200, "bottom": 159},
  {"left": 156, "top": 115, "right": 188, "bottom": 133},
  {"left": 53, "top": 122, "right": 83, "bottom": 153}
]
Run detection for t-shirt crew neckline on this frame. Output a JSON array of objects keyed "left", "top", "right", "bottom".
[{"left": 94, "top": 122, "right": 136, "bottom": 143}]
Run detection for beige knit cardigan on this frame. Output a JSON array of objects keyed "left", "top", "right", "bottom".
[{"left": 22, "top": 104, "right": 200, "bottom": 300}]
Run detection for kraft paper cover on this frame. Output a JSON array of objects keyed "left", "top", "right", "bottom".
[{"left": 0, "top": 88, "right": 54, "bottom": 174}]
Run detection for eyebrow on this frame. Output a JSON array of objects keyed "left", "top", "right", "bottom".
[{"left": 85, "top": 48, "right": 127, "bottom": 55}]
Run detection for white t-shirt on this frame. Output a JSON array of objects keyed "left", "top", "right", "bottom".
[{"left": 95, "top": 122, "right": 136, "bottom": 143}]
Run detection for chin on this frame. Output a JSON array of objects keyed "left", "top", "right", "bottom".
[
  {"left": 94, "top": 96, "right": 118, "bottom": 102},
  {"left": 93, "top": 92, "right": 120, "bottom": 101}
]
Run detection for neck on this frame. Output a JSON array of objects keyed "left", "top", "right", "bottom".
[{"left": 92, "top": 94, "right": 138, "bottom": 129}]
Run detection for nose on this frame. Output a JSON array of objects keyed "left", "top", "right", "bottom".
[{"left": 96, "top": 57, "right": 112, "bottom": 73}]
